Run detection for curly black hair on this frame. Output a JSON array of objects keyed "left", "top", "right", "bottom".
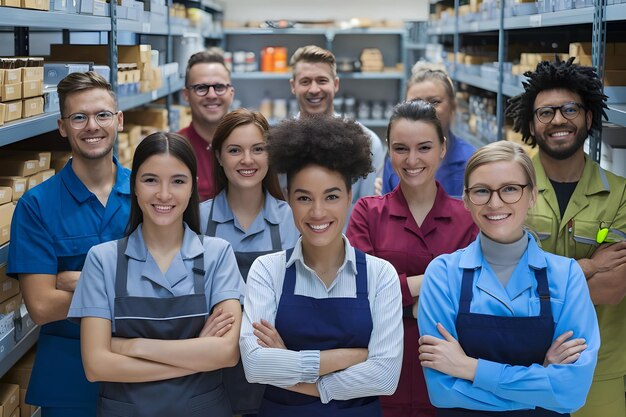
[
  {"left": 506, "top": 56, "right": 608, "bottom": 147},
  {"left": 267, "top": 116, "right": 373, "bottom": 190}
]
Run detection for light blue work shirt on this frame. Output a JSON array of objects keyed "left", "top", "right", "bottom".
[
  {"left": 68, "top": 223, "right": 244, "bottom": 333},
  {"left": 199, "top": 190, "right": 300, "bottom": 252},
  {"left": 382, "top": 131, "right": 475, "bottom": 198},
  {"left": 7, "top": 157, "right": 130, "bottom": 408},
  {"left": 418, "top": 233, "right": 600, "bottom": 413}
]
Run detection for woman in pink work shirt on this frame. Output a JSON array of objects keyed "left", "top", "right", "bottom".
[{"left": 346, "top": 99, "right": 478, "bottom": 417}]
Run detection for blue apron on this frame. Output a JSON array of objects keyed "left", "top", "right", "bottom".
[
  {"left": 437, "top": 267, "right": 568, "bottom": 417},
  {"left": 258, "top": 248, "right": 382, "bottom": 417},
  {"left": 205, "top": 205, "right": 282, "bottom": 415},
  {"left": 97, "top": 237, "right": 231, "bottom": 417}
]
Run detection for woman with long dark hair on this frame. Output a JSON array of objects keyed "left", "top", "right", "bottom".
[{"left": 68, "top": 131, "right": 244, "bottom": 417}]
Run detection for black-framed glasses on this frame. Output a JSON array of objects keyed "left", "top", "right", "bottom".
[
  {"left": 465, "top": 184, "right": 531, "bottom": 206},
  {"left": 187, "top": 83, "right": 232, "bottom": 97},
  {"left": 533, "top": 102, "right": 585, "bottom": 124},
  {"left": 61, "top": 111, "right": 119, "bottom": 129}
]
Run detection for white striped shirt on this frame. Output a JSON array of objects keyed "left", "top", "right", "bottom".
[{"left": 240, "top": 235, "right": 403, "bottom": 404}]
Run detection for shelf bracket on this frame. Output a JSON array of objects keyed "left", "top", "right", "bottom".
[{"left": 14, "top": 27, "right": 29, "bottom": 56}]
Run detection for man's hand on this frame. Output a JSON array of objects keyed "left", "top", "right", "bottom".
[{"left": 55, "top": 271, "right": 81, "bottom": 292}]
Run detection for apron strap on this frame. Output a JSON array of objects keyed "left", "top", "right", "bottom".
[
  {"left": 269, "top": 222, "right": 282, "bottom": 251},
  {"left": 533, "top": 268, "right": 552, "bottom": 318},
  {"left": 205, "top": 201, "right": 217, "bottom": 237},
  {"left": 115, "top": 237, "right": 130, "bottom": 297},
  {"left": 459, "top": 268, "right": 476, "bottom": 314},
  {"left": 282, "top": 248, "right": 296, "bottom": 295},
  {"left": 354, "top": 249, "right": 368, "bottom": 298},
  {"left": 193, "top": 235, "right": 206, "bottom": 295}
]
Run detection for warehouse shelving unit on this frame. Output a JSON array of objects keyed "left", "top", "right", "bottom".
[
  {"left": 0, "top": 3, "right": 223, "bottom": 410},
  {"left": 221, "top": 27, "right": 407, "bottom": 130},
  {"left": 428, "top": 1, "right": 626, "bottom": 160}
]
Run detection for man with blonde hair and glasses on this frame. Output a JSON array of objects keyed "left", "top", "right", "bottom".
[
  {"left": 180, "top": 48, "right": 235, "bottom": 201},
  {"left": 507, "top": 57, "right": 626, "bottom": 417},
  {"left": 289, "top": 45, "right": 386, "bottom": 202},
  {"left": 8, "top": 71, "right": 130, "bottom": 417}
]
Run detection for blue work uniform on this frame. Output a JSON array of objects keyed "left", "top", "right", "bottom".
[
  {"left": 258, "top": 248, "right": 381, "bottom": 417},
  {"left": 418, "top": 233, "right": 600, "bottom": 414},
  {"left": 67, "top": 223, "right": 244, "bottom": 417},
  {"left": 382, "top": 132, "right": 475, "bottom": 198},
  {"left": 201, "top": 190, "right": 299, "bottom": 414},
  {"left": 7, "top": 157, "right": 130, "bottom": 416}
]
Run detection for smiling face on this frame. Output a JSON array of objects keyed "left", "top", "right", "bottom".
[
  {"left": 135, "top": 153, "right": 193, "bottom": 230},
  {"left": 290, "top": 61, "right": 339, "bottom": 117},
  {"left": 530, "top": 88, "right": 592, "bottom": 161},
  {"left": 406, "top": 79, "right": 454, "bottom": 135},
  {"left": 288, "top": 165, "right": 351, "bottom": 249},
  {"left": 183, "top": 62, "right": 234, "bottom": 128},
  {"left": 389, "top": 119, "right": 446, "bottom": 190},
  {"left": 216, "top": 123, "right": 268, "bottom": 192},
  {"left": 57, "top": 88, "right": 122, "bottom": 162},
  {"left": 465, "top": 160, "right": 536, "bottom": 244}
]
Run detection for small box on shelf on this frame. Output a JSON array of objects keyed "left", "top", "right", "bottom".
[
  {"left": 0, "top": 189, "right": 11, "bottom": 206},
  {"left": 0, "top": 266, "right": 20, "bottom": 305},
  {"left": 3, "top": 102, "right": 22, "bottom": 123},
  {"left": 0, "top": 383, "right": 19, "bottom": 417},
  {"left": 21, "top": 0, "right": 49, "bottom": 10},
  {"left": 0, "top": 203, "right": 13, "bottom": 247},
  {"left": 22, "top": 97, "right": 44, "bottom": 119},
  {"left": 0, "top": 178, "right": 26, "bottom": 202},
  {"left": 0, "top": 84, "right": 22, "bottom": 103}
]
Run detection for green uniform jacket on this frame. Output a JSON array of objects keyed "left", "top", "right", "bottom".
[{"left": 526, "top": 153, "right": 626, "bottom": 381}]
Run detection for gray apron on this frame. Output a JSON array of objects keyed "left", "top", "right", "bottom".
[
  {"left": 205, "top": 204, "right": 282, "bottom": 415},
  {"left": 98, "top": 237, "right": 232, "bottom": 417}
]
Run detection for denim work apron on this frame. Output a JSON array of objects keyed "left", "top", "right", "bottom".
[
  {"left": 437, "top": 267, "right": 568, "bottom": 417},
  {"left": 97, "top": 237, "right": 231, "bottom": 417},
  {"left": 205, "top": 207, "right": 282, "bottom": 415},
  {"left": 258, "top": 248, "right": 382, "bottom": 417}
]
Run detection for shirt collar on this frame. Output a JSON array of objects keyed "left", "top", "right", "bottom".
[
  {"left": 459, "top": 231, "right": 547, "bottom": 270},
  {"left": 533, "top": 153, "right": 607, "bottom": 196},
  {"left": 286, "top": 234, "right": 358, "bottom": 276},
  {"left": 125, "top": 223, "right": 204, "bottom": 261},
  {"left": 211, "top": 190, "right": 283, "bottom": 225},
  {"left": 60, "top": 156, "right": 129, "bottom": 203}
]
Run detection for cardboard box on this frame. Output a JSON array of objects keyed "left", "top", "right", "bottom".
[
  {"left": 21, "top": 0, "right": 50, "bottom": 10},
  {"left": 8, "top": 406, "right": 17, "bottom": 417},
  {"left": 0, "top": 189, "right": 11, "bottom": 206},
  {"left": 20, "top": 67, "right": 44, "bottom": 83},
  {"left": 40, "top": 169, "right": 55, "bottom": 183},
  {"left": 22, "top": 97, "right": 43, "bottom": 119},
  {"left": 3, "top": 348, "right": 35, "bottom": 390},
  {"left": 0, "top": 104, "right": 5, "bottom": 127},
  {"left": 2, "top": 152, "right": 51, "bottom": 172},
  {"left": 4, "top": 102, "right": 22, "bottom": 123},
  {"left": 0, "top": 295, "right": 21, "bottom": 316},
  {"left": 26, "top": 173, "right": 43, "bottom": 191},
  {"left": 0, "top": 84, "right": 22, "bottom": 103},
  {"left": 0, "top": 203, "right": 15, "bottom": 247},
  {"left": 123, "top": 108, "right": 168, "bottom": 131},
  {"left": 19, "top": 390, "right": 31, "bottom": 417},
  {"left": 0, "top": 178, "right": 26, "bottom": 202},
  {"left": 21, "top": 81, "right": 42, "bottom": 99},
  {"left": 50, "top": 44, "right": 151, "bottom": 67},
  {"left": 0, "top": 159, "right": 39, "bottom": 177},
  {"left": 0, "top": 0, "right": 21, "bottom": 6},
  {"left": 0, "top": 266, "right": 20, "bottom": 305},
  {"left": 1, "top": 70, "right": 21, "bottom": 86},
  {"left": 0, "top": 384, "right": 19, "bottom": 417}
]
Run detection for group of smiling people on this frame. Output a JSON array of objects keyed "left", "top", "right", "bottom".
[{"left": 63, "top": 61, "right": 609, "bottom": 417}]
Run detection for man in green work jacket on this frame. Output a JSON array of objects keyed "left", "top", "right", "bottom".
[{"left": 507, "top": 56, "right": 626, "bottom": 417}]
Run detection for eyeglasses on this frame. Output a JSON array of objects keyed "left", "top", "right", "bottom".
[
  {"left": 187, "top": 83, "right": 232, "bottom": 97},
  {"left": 465, "top": 184, "right": 530, "bottom": 206},
  {"left": 61, "top": 111, "right": 119, "bottom": 129},
  {"left": 533, "top": 102, "right": 585, "bottom": 124}
]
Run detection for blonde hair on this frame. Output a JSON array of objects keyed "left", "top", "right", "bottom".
[
  {"left": 464, "top": 141, "right": 537, "bottom": 191},
  {"left": 290, "top": 45, "right": 337, "bottom": 78},
  {"left": 406, "top": 62, "right": 455, "bottom": 104}
]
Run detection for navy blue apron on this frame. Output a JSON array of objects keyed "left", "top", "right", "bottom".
[
  {"left": 437, "top": 267, "right": 568, "bottom": 417},
  {"left": 97, "top": 237, "right": 232, "bottom": 417},
  {"left": 205, "top": 204, "right": 282, "bottom": 415},
  {"left": 258, "top": 248, "right": 382, "bottom": 417}
]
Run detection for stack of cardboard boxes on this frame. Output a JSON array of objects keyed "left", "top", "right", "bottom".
[
  {"left": 1, "top": 348, "right": 35, "bottom": 417},
  {"left": 0, "top": 0, "right": 49, "bottom": 10},
  {"left": 117, "top": 107, "right": 169, "bottom": 167},
  {"left": 0, "top": 58, "right": 45, "bottom": 126}
]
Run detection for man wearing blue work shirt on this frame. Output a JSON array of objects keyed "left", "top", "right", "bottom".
[{"left": 7, "top": 71, "right": 130, "bottom": 417}]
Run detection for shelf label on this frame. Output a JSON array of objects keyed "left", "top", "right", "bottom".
[
  {"left": 142, "top": 22, "right": 150, "bottom": 32},
  {"left": 151, "top": 91, "right": 158, "bottom": 100},
  {"left": 529, "top": 14, "right": 542, "bottom": 27}
]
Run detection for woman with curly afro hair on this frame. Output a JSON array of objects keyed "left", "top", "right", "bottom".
[
  {"left": 239, "top": 115, "right": 404, "bottom": 417},
  {"left": 347, "top": 99, "right": 478, "bottom": 417}
]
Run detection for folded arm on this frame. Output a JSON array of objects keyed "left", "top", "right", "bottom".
[{"left": 20, "top": 272, "right": 79, "bottom": 325}]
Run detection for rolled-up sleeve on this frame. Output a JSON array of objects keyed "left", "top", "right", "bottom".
[
  {"left": 240, "top": 253, "right": 321, "bottom": 387},
  {"left": 317, "top": 257, "right": 403, "bottom": 403}
]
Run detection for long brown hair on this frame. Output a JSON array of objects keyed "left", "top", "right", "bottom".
[{"left": 211, "top": 108, "right": 284, "bottom": 200}]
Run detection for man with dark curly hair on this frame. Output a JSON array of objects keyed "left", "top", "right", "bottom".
[
  {"left": 507, "top": 57, "right": 626, "bottom": 417},
  {"left": 240, "top": 116, "right": 403, "bottom": 417}
]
